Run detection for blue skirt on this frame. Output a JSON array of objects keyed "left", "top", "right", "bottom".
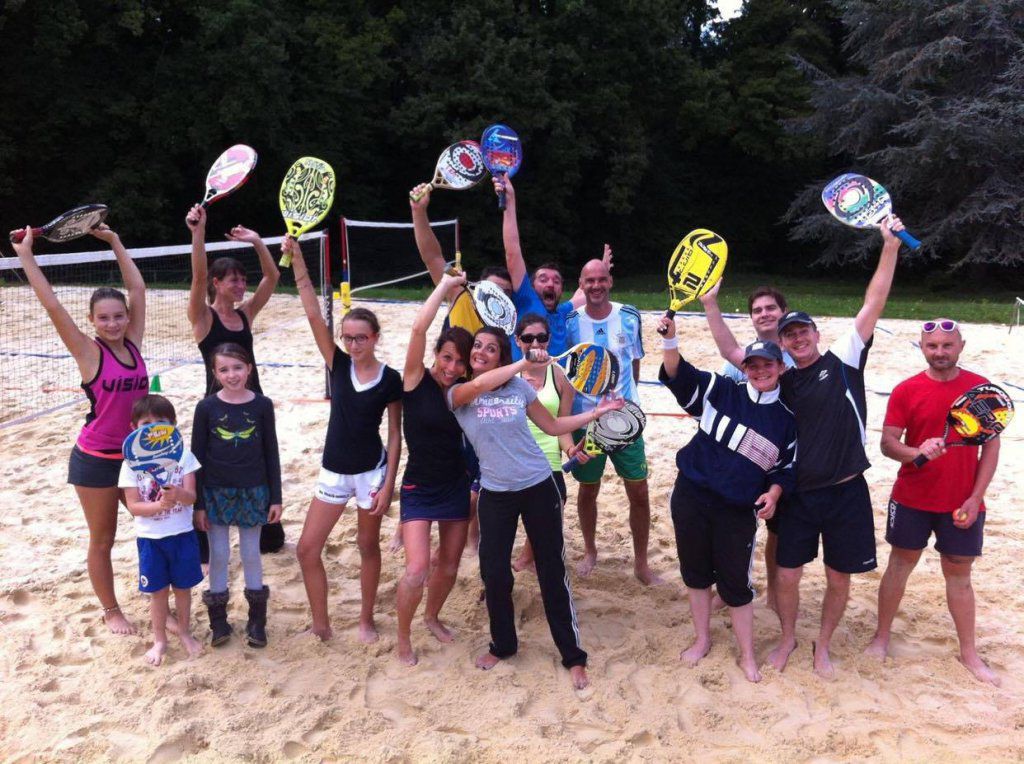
[
  {"left": 204, "top": 485, "right": 270, "bottom": 527},
  {"left": 400, "top": 473, "right": 471, "bottom": 523}
]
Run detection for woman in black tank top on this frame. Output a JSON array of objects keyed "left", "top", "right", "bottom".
[
  {"left": 186, "top": 206, "right": 284, "bottom": 556},
  {"left": 394, "top": 274, "right": 474, "bottom": 666}
]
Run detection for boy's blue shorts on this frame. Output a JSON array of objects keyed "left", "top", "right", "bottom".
[{"left": 137, "top": 530, "right": 204, "bottom": 593}]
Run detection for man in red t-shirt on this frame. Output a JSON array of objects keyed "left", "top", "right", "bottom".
[{"left": 864, "top": 319, "right": 1001, "bottom": 685}]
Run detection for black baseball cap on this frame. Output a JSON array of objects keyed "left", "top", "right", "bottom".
[
  {"left": 777, "top": 310, "right": 816, "bottom": 334},
  {"left": 742, "top": 340, "right": 784, "bottom": 364}
]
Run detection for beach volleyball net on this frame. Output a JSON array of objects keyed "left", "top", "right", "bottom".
[{"left": 0, "top": 233, "right": 326, "bottom": 427}]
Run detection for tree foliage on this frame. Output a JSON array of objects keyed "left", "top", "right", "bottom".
[{"left": 786, "top": 0, "right": 1024, "bottom": 270}]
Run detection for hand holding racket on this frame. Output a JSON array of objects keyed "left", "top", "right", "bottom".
[
  {"left": 529, "top": 343, "right": 619, "bottom": 396},
  {"left": 822, "top": 173, "right": 921, "bottom": 250},
  {"left": 10, "top": 204, "right": 109, "bottom": 244},
  {"left": 189, "top": 145, "right": 258, "bottom": 224},
  {"left": 278, "top": 156, "right": 336, "bottom": 267},
  {"left": 912, "top": 383, "right": 1014, "bottom": 467},
  {"left": 657, "top": 229, "right": 728, "bottom": 336},
  {"left": 562, "top": 399, "right": 645, "bottom": 472},
  {"left": 122, "top": 423, "right": 186, "bottom": 496},
  {"left": 481, "top": 124, "right": 522, "bottom": 211},
  {"left": 410, "top": 141, "right": 488, "bottom": 202}
]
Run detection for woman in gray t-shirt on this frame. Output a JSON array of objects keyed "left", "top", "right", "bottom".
[{"left": 448, "top": 326, "right": 621, "bottom": 690}]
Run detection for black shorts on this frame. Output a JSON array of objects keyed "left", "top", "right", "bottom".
[
  {"left": 67, "top": 445, "right": 123, "bottom": 488},
  {"left": 885, "top": 499, "right": 984, "bottom": 557},
  {"left": 670, "top": 474, "right": 758, "bottom": 607},
  {"left": 400, "top": 473, "right": 471, "bottom": 523},
  {"left": 776, "top": 475, "right": 877, "bottom": 574}
]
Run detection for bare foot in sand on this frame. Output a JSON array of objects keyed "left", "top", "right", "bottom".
[
  {"left": 634, "top": 563, "right": 664, "bottom": 586},
  {"left": 766, "top": 639, "right": 797, "bottom": 672},
  {"left": 959, "top": 654, "right": 1001, "bottom": 686},
  {"left": 475, "top": 652, "right": 501, "bottom": 670},
  {"left": 165, "top": 618, "right": 180, "bottom": 636},
  {"left": 396, "top": 634, "right": 418, "bottom": 666},
  {"left": 305, "top": 625, "right": 333, "bottom": 641},
  {"left": 104, "top": 607, "right": 137, "bottom": 635},
  {"left": 710, "top": 592, "right": 726, "bottom": 611},
  {"left": 144, "top": 640, "right": 167, "bottom": 666},
  {"left": 570, "top": 665, "right": 590, "bottom": 690},
  {"left": 812, "top": 641, "right": 836, "bottom": 680},
  {"left": 179, "top": 632, "right": 203, "bottom": 659},
  {"left": 863, "top": 634, "right": 889, "bottom": 660},
  {"left": 424, "top": 616, "right": 454, "bottom": 643},
  {"left": 680, "top": 639, "right": 711, "bottom": 667},
  {"left": 358, "top": 619, "right": 380, "bottom": 644},
  {"left": 387, "top": 527, "right": 404, "bottom": 554},
  {"left": 739, "top": 655, "right": 762, "bottom": 683},
  {"left": 577, "top": 552, "right": 597, "bottom": 577}
]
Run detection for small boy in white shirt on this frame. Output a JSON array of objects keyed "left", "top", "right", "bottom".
[{"left": 119, "top": 395, "right": 203, "bottom": 665}]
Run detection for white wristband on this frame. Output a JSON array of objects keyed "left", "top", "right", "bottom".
[{"left": 661, "top": 337, "right": 679, "bottom": 350}]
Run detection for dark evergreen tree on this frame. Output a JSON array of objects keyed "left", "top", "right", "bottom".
[{"left": 786, "top": 0, "right": 1024, "bottom": 270}]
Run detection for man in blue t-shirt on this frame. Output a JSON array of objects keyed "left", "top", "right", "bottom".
[{"left": 496, "top": 175, "right": 609, "bottom": 356}]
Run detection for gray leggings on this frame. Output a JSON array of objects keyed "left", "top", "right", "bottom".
[{"left": 208, "top": 523, "right": 263, "bottom": 593}]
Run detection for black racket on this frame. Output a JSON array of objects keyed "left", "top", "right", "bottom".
[{"left": 10, "top": 204, "right": 109, "bottom": 244}]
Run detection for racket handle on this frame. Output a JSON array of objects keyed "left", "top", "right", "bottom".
[
  {"left": 895, "top": 229, "right": 922, "bottom": 250},
  {"left": 561, "top": 455, "right": 581, "bottom": 473},
  {"left": 911, "top": 453, "right": 929, "bottom": 468},
  {"left": 9, "top": 227, "right": 43, "bottom": 244},
  {"left": 279, "top": 247, "right": 293, "bottom": 268},
  {"left": 409, "top": 183, "right": 433, "bottom": 203},
  {"left": 656, "top": 309, "right": 677, "bottom": 336},
  {"left": 496, "top": 172, "right": 507, "bottom": 211}
]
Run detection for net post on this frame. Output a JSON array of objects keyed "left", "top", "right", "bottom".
[{"left": 321, "top": 232, "right": 332, "bottom": 399}]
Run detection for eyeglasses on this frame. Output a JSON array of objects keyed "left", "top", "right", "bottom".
[
  {"left": 341, "top": 334, "right": 371, "bottom": 345},
  {"left": 518, "top": 333, "right": 550, "bottom": 344},
  {"left": 922, "top": 320, "right": 958, "bottom": 333}
]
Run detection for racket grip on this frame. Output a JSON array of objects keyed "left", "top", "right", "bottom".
[
  {"left": 561, "top": 455, "right": 581, "bottom": 473},
  {"left": 895, "top": 229, "right": 922, "bottom": 250},
  {"left": 409, "top": 184, "right": 431, "bottom": 203},
  {"left": 911, "top": 453, "right": 929, "bottom": 468},
  {"left": 656, "top": 309, "right": 677, "bottom": 336},
  {"left": 279, "top": 249, "right": 293, "bottom": 268},
  {"left": 9, "top": 227, "right": 42, "bottom": 244}
]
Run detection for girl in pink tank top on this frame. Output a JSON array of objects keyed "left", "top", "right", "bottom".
[{"left": 11, "top": 223, "right": 148, "bottom": 636}]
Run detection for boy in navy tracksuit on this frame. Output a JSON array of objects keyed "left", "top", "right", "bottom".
[{"left": 658, "top": 316, "right": 796, "bottom": 683}]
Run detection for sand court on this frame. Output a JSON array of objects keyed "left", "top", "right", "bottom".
[{"left": 2, "top": 293, "right": 1023, "bottom": 761}]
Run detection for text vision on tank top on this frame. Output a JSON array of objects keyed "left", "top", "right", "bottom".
[
  {"left": 78, "top": 338, "right": 149, "bottom": 455},
  {"left": 198, "top": 307, "right": 262, "bottom": 395}
]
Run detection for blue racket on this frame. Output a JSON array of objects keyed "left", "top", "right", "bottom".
[
  {"left": 122, "top": 423, "right": 184, "bottom": 487},
  {"left": 481, "top": 124, "right": 522, "bottom": 211},
  {"left": 530, "top": 343, "right": 618, "bottom": 397}
]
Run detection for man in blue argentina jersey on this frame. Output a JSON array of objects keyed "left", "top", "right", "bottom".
[
  {"left": 496, "top": 175, "right": 610, "bottom": 356},
  {"left": 566, "top": 259, "right": 661, "bottom": 585}
]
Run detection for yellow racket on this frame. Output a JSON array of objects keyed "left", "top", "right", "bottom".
[
  {"left": 657, "top": 228, "right": 728, "bottom": 335},
  {"left": 278, "top": 156, "right": 336, "bottom": 267}
]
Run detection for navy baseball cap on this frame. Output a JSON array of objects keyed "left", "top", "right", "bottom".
[
  {"left": 742, "top": 340, "right": 784, "bottom": 364},
  {"left": 777, "top": 310, "right": 815, "bottom": 334}
]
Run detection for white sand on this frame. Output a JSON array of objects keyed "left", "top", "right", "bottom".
[{"left": 2, "top": 294, "right": 1023, "bottom": 761}]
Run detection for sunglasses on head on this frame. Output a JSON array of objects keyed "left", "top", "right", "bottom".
[
  {"left": 922, "top": 320, "right": 958, "bottom": 333},
  {"left": 518, "top": 332, "right": 550, "bottom": 344}
]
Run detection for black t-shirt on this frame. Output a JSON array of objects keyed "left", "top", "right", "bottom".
[
  {"left": 198, "top": 308, "right": 262, "bottom": 395},
  {"left": 191, "top": 394, "right": 282, "bottom": 506},
  {"left": 401, "top": 370, "right": 466, "bottom": 485},
  {"left": 323, "top": 347, "right": 402, "bottom": 474},
  {"left": 780, "top": 328, "right": 872, "bottom": 491}
]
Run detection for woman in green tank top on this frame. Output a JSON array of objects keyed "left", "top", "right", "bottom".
[{"left": 513, "top": 313, "right": 590, "bottom": 572}]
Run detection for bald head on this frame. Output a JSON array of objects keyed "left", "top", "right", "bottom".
[
  {"left": 920, "top": 318, "right": 964, "bottom": 377},
  {"left": 579, "top": 259, "right": 613, "bottom": 309}
]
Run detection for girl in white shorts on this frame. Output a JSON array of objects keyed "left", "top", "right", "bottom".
[{"left": 286, "top": 240, "right": 403, "bottom": 643}]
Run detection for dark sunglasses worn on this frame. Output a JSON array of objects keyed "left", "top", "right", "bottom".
[{"left": 519, "top": 332, "right": 550, "bottom": 344}]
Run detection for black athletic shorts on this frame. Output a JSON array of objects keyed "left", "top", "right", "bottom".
[
  {"left": 67, "top": 445, "right": 122, "bottom": 488},
  {"left": 670, "top": 474, "right": 757, "bottom": 607},
  {"left": 776, "top": 474, "right": 877, "bottom": 574},
  {"left": 885, "top": 499, "right": 984, "bottom": 557}
]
